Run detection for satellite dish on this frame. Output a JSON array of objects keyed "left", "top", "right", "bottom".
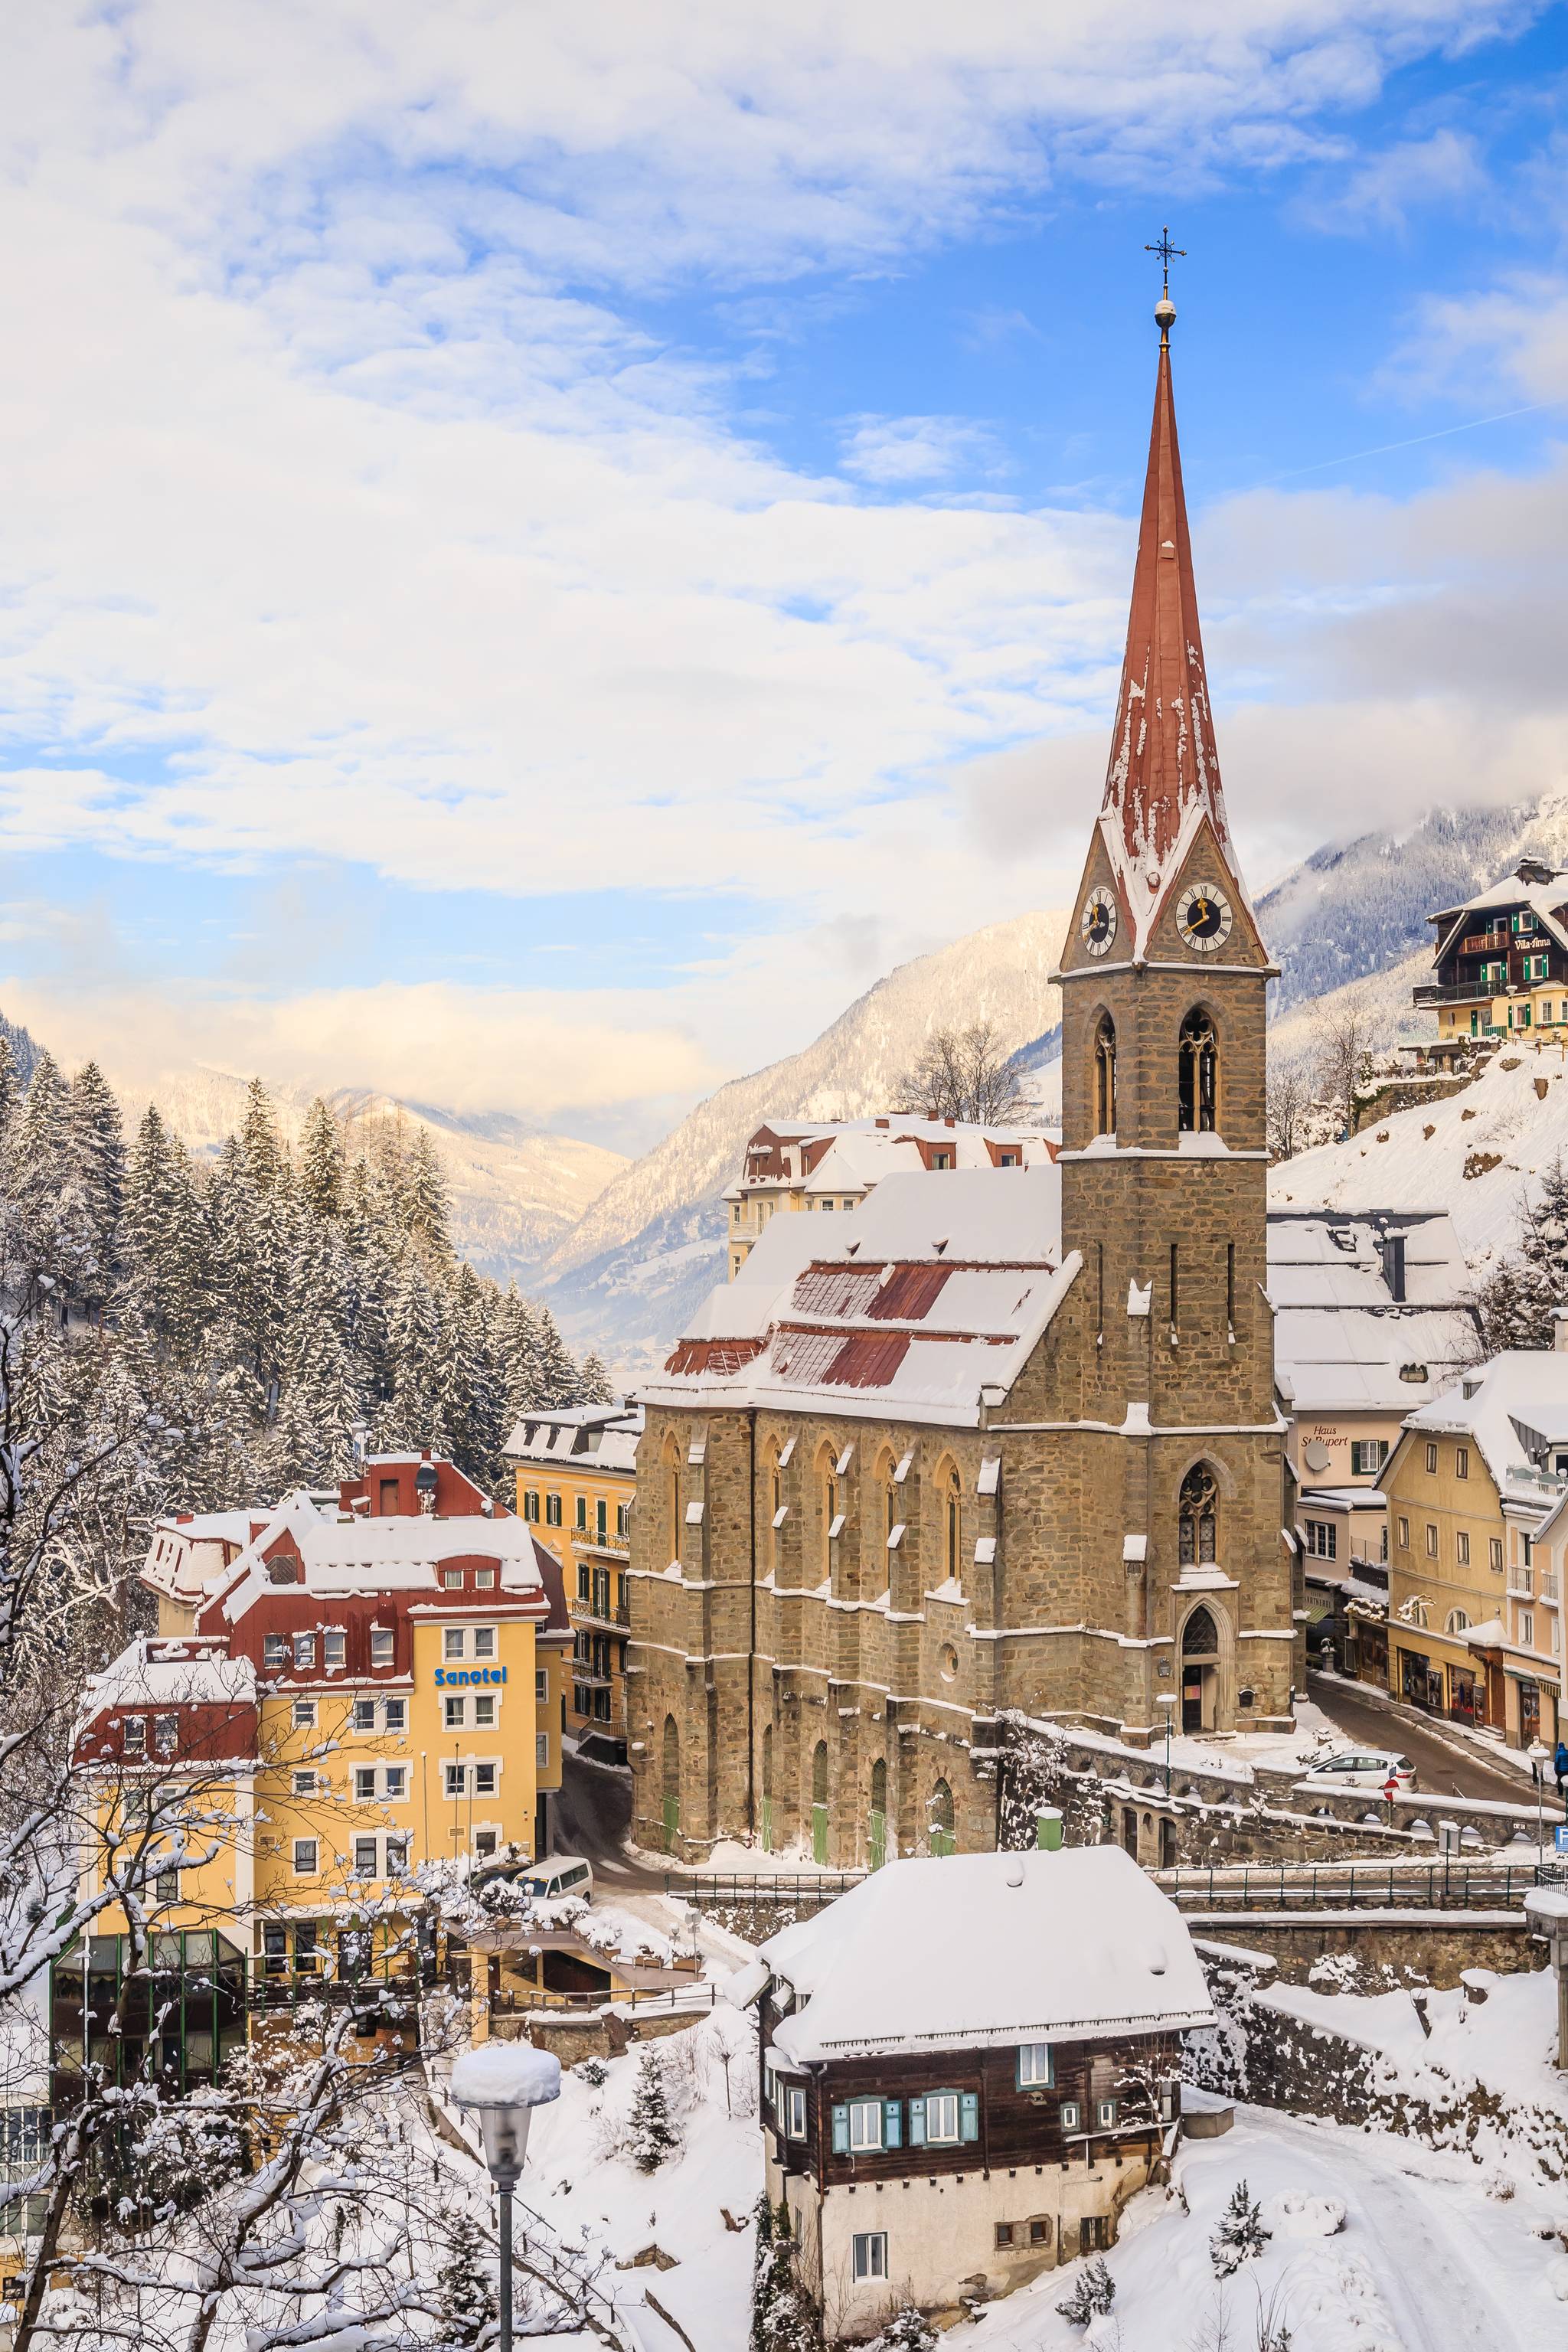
[{"left": 1303, "top": 1440, "right": 1332, "bottom": 1475}]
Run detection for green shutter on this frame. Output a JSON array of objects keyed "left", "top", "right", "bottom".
[
  {"left": 831, "top": 2104, "right": 849, "bottom": 2154},
  {"left": 908, "top": 2096, "right": 926, "bottom": 2146},
  {"left": 884, "top": 2099, "right": 902, "bottom": 2148},
  {"left": 960, "top": 2091, "right": 979, "bottom": 2143}
]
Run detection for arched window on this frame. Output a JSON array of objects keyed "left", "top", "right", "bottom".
[
  {"left": 1181, "top": 1605, "right": 1219, "bottom": 1658},
  {"left": 929, "top": 1778, "right": 956, "bottom": 1857},
  {"left": 761, "top": 1725, "right": 774, "bottom": 1852},
  {"left": 664, "top": 1441, "right": 681, "bottom": 1565},
  {"left": 811, "top": 1740, "right": 830, "bottom": 1864},
  {"left": 1094, "top": 1014, "right": 1117, "bottom": 1135},
  {"left": 1446, "top": 1608, "right": 1470, "bottom": 1635},
  {"left": 1178, "top": 1008, "right": 1218, "bottom": 1134},
  {"left": 869, "top": 1757, "right": 888, "bottom": 1870},
  {"left": 944, "top": 1466, "right": 962, "bottom": 1583},
  {"left": 766, "top": 1448, "right": 783, "bottom": 1573},
  {"left": 1178, "top": 1464, "right": 1219, "bottom": 1566},
  {"left": 820, "top": 1453, "right": 839, "bottom": 1575},
  {"left": 661, "top": 1715, "right": 681, "bottom": 1852}
]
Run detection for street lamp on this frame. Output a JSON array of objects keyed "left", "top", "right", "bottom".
[
  {"left": 450, "top": 2041, "right": 563, "bottom": 2351},
  {"left": 1156, "top": 1693, "right": 1178, "bottom": 1795},
  {"left": 1529, "top": 1740, "right": 1551, "bottom": 1860}
]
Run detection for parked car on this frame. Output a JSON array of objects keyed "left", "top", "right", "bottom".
[
  {"left": 519, "top": 1854, "right": 595, "bottom": 1904},
  {"left": 1299, "top": 1749, "right": 1417, "bottom": 1792}
]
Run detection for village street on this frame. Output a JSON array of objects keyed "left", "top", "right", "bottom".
[{"left": 1310, "top": 1672, "right": 1560, "bottom": 1808}]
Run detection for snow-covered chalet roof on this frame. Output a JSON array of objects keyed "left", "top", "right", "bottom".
[
  {"left": 1268, "top": 1209, "right": 1476, "bottom": 1413},
  {"left": 641, "top": 1166, "right": 1074, "bottom": 1429},
  {"left": 1429, "top": 871, "right": 1568, "bottom": 962},
  {"left": 1397, "top": 1353, "right": 1568, "bottom": 1496},
  {"left": 725, "top": 1118, "right": 1055, "bottom": 1203},
  {"left": 760, "top": 1847, "right": 1213, "bottom": 2063},
  {"left": 85, "top": 1636, "right": 258, "bottom": 1715},
  {"left": 143, "top": 1508, "right": 266, "bottom": 1606}
]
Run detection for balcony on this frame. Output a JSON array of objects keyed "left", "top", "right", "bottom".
[
  {"left": 574, "top": 1592, "right": 631, "bottom": 1628},
  {"left": 572, "top": 1530, "right": 630, "bottom": 1559}
]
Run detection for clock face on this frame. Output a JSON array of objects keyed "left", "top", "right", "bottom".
[
  {"left": 1080, "top": 886, "right": 1118, "bottom": 958},
  {"left": 1175, "top": 880, "right": 1233, "bottom": 955}
]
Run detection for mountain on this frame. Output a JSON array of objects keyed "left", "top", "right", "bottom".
[
  {"left": 535, "top": 910, "right": 1070, "bottom": 1372},
  {"left": 132, "top": 1067, "right": 626, "bottom": 1285}
]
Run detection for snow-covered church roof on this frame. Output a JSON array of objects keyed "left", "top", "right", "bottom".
[
  {"left": 758, "top": 1847, "right": 1213, "bottom": 2064},
  {"left": 640, "top": 1165, "right": 1075, "bottom": 1429}
]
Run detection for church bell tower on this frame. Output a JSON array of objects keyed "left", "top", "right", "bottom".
[{"left": 1054, "top": 255, "right": 1293, "bottom": 1736}]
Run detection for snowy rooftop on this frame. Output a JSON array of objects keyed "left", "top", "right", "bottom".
[
  {"left": 208, "top": 1490, "right": 550, "bottom": 1624},
  {"left": 143, "top": 1509, "right": 265, "bottom": 1604},
  {"left": 1430, "top": 871, "right": 1568, "bottom": 955},
  {"left": 1400, "top": 1351, "right": 1568, "bottom": 1491},
  {"left": 85, "top": 1637, "right": 258, "bottom": 1715},
  {"left": 760, "top": 1847, "right": 1214, "bottom": 2063},
  {"left": 504, "top": 1404, "right": 642, "bottom": 1472},
  {"left": 642, "top": 1168, "right": 1073, "bottom": 1428}
]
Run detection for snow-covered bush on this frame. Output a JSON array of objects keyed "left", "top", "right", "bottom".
[
  {"left": 629, "top": 2042, "right": 681, "bottom": 2173},
  {"left": 433, "top": 2209, "right": 497, "bottom": 2347},
  {"left": 1210, "top": 2180, "right": 1271, "bottom": 2277},
  {"left": 865, "top": 2304, "right": 937, "bottom": 2350},
  {"left": 1056, "top": 2256, "right": 1116, "bottom": 2324},
  {"left": 576, "top": 2056, "right": 609, "bottom": 2089}
]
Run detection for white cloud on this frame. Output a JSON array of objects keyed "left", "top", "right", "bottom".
[
  {"left": 838, "top": 415, "right": 999, "bottom": 485},
  {"left": 0, "top": 1, "right": 1555, "bottom": 1120},
  {"left": 1307, "top": 126, "right": 1488, "bottom": 232},
  {"left": 0, "top": 973, "right": 717, "bottom": 1125}
]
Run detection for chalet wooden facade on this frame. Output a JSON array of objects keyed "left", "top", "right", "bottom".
[{"left": 738, "top": 1847, "right": 1213, "bottom": 2338}]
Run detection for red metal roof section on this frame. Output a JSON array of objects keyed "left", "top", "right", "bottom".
[
  {"left": 792, "top": 1266, "right": 884, "bottom": 1318},
  {"left": 866, "top": 1265, "right": 952, "bottom": 1321},
  {"left": 1100, "top": 333, "right": 1234, "bottom": 895},
  {"left": 662, "top": 1337, "right": 766, "bottom": 1377},
  {"left": 821, "top": 1332, "right": 912, "bottom": 1388}
]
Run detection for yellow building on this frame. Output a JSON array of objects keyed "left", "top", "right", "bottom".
[
  {"left": 507, "top": 1406, "right": 639, "bottom": 1765},
  {"left": 1417, "top": 870, "right": 1568, "bottom": 1041},
  {"left": 59, "top": 1456, "right": 572, "bottom": 2096},
  {"left": 1382, "top": 1353, "right": 1568, "bottom": 1740}
]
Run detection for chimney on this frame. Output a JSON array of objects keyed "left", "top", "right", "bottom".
[
  {"left": 1380, "top": 1233, "right": 1406, "bottom": 1303},
  {"left": 1553, "top": 1308, "right": 1568, "bottom": 1354}
]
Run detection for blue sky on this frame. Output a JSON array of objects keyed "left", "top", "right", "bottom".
[{"left": 0, "top": 3, "right": 1563, "bottom": 1148}]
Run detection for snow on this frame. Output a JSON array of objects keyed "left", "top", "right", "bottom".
[
  {"left": 760, "top": 1848, "right": 1214, "bottom": 2062},
  {"left": 449, "top": 2040, "right": 563, "bottom": 2109},
  {"left": 1396, "top": 1349, "right": 1568, "bottom": 1491},
  {"left": 1272, "top": 1035, "right": 1568, "bottom": 1271},
  {"left": 213, "top": 1488, "right": 550, "bottom": 1618}
]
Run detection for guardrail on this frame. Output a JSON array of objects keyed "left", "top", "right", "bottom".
[
  {"left": 1152, "top": 1860, "right": 1554, "bottom": 1913},
  {"left": 488, "top": 1982, "right": 722, "bottom": 2017},
  {"left": 662, "top": 1870, "right": 864, "bottom": 1910}
]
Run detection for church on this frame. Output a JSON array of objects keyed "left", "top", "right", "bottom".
[{"left": 626, "top": 285, "right": 1301, "bottom": 1866}]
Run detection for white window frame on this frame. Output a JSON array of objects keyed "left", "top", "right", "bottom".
[
  {"left": 851, "top": 2233, "right": 887, "bottom": 2284},
  {"left": 444, "top": 1695, "right": 466, "bottom": 1730},
  {"left": 292, "top": 1838, "right": 318, "bottom": 1877},
  {"left": 784, "top": 2085, "right": 807, "bottom": 2140},
  {"left": 386, "top": 1833, "right": 410, "bottom": 1874},
  {"left": 351, "top": 1698, "right": 375, "bottom": 1732},
  {"left": 443, "top": 1763, "right": 466, "bottom": 1798},
  {"left": 924, "top": 2091, "right": 960, "bottom": 2145},
  {"left": 474, "top": 1760, "right": 498, "bottom": 1797},
  {"left": 384, "top": 1697, "right": 407, "bottom": 1732},
  {"left": 1096, "top": 2098, "right": 1118, "bottom": 2130},
  {"left": 354, "top": 1766, "right": 377, "bottom": 1802},
  {"left": 292, "top": 1699, "right": 316, "bottom": 1729},
  {"left": 443, "top": 1628, "right": 466, "bottom": 1662},
  {"left": 323, "top": 1630, "right": 345, "bottom": 1668},
  {"left": 473, "top": 1626, "right": 497, "bottom": 1661},
  {"left": 1060, "top": 2099, "right": 1083, "bottom": 2132},
  {"left": 292, "top": 1632, "right": 315, "bottom": 1669},
  {"left": 370, "top": 1628, "right": 395, "bottom": 1665},
  {"left": 292, "top": 1769, "right": 316, "bottom": 1798},
  {"left": 536, "top": 1731, "right": 550, "bottom": 1769},
  {"left": 263, "top": 1635, "right": 287, "bottom": 1669},
  {"left": 352, "top": 1836, "right": 379, "bottom": 1879},
  {"left": 847, "top": 2098, "right": 883, "bottom": 2153},
  {"left": 474, "top": 1694, "right": 496, "bottom": 1728},
  {"left": 384, "top": 1766, "right": 407, "bottom": 1801},
  {"left": 534, "top": 1668, "right": 549, "bottom": 1704},
  {"left": 1018, "top": 2043, "right": 1053, "bottom": 2087}
]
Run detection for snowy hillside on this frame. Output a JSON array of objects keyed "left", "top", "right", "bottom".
[
  {"left": 131, "top": 1066, "right": 626, "bottom": 1285},
  {"left": 535, "top": 910, "right": 1069, "bottom": 1370},
  {"left": 1270, "top": 1038, "right": 1568, "bottom": 1272}
]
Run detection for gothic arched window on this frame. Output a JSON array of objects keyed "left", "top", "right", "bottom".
[
  {"left": 1178, "top": 1464, "right": 1219, "bottom": 1566},
  {"left": 819, "top": 1453, "right": 838, "bottom": 1574},
  {"left": 1181, "top": 1605, "right": 1219, "bottom": 1658},
  {"left": 929, "top": 1777, "right": 956, "bottom": 1857},
  {"left": 1178, "top": 1008, "right": 1218, "bottom": 1134},
  {"left": 1094, "top": 1014, "right": 1117, "bottom": 1135}
]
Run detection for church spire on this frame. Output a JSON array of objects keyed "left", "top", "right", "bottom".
[{"left": 1098, "top": 262, "right": 1243, "bottom": 959}]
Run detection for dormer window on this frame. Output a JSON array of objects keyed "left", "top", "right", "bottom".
[{"left": 123, "top": 1716, "right": 146, "bottom": 1755}]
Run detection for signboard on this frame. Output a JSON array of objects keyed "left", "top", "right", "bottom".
[
  {"left": 433, "top": 1666, "right": 508, "bottom": 1687},
  {"left": 1555, "top": 1825, "right": 1568, "bottom": 1856}
]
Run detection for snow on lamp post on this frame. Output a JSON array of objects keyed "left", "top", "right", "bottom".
[
  {"left": 1156, "top": 1693, "right": 1178, "bottom": 1797},
  {"left": 450, "top": 2040, "right": 562, "bottom": 2352},
  {"left": 1530, "top": 1740, "right": 1551, "bottom": 1857}
]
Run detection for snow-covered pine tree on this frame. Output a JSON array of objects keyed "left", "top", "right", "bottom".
[
  {"left": 497, "top": 1285, "right": 546, "bottom": 1426},
  {"left": 297, "top": 1094, "right": 345, "bottom": 1222},
  {"left": 0, "top": 1029, "right": 19, "bottom": 1138},
  {"left": 628, "top": 2042, "right": 679, "bottom": 2172},
  {"left": 67, "top": 1061, "right": 126, "bottom": 1310},
  {"left": 401, "top": 1126, "right": 453, "bottom": 1263},
  {"left": 534, "top": 1302, "right": 581, "bottom": 1407},
  {"left": 1055, "top": 2256, "right": 1116, "bottom": 2324},
  {"left": 273, "top": 1215, "right": 363, "bottom": 1485},
  {"left": 8, "top": 1049, "right": 74, "bottom": 1308},
  {"left": 386, "top": 1250, "right": 443, "bottom": 1448},
  {"left": 433, "top": 2207, "right": 497, "bottom": 2348},
  {"left": 578, "top": 1350, "right": 614, "bottom": 1405},
  {"left": 122, "top": 1105, "right": 205, "bottom": 1358},
  {"left": 1210, "top": 2178, "right": 1270, "bottom": 2277},
  {"left": 867, "top": 2305, "right": 938, "bottom": 2350},
  {"left": 750, "top": 2195, "right": 823, "bottom": 2352}
]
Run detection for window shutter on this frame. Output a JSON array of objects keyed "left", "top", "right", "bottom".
[
  {"left": 883, "top": 2099, "right": 902, "bottom": 2148},
  {"left": 908, "top": 2096, "right": 926, "bottom": 2146},
  {"left": 959, "top": 2092, "right": 979, "bottom": 2143},
  {"left": 831, "top": 2104, "right": 849, "bottom": 2154}
]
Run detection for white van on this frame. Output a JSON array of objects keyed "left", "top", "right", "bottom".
[{"left": 521, "top": 1854, "right": 594, "bottom": 1904}]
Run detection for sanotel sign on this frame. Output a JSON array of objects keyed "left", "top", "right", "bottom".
[{"left": 433, "top": 1667, "right": 508, "bottom": 1687}]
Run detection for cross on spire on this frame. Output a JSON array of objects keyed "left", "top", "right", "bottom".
[{"left": 1144, "top": 226, "right": 1185, "bottom": 296}]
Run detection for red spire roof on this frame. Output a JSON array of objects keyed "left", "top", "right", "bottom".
[{"left": 1099, "top": 313, "right": 1244, "bottom": 956}]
